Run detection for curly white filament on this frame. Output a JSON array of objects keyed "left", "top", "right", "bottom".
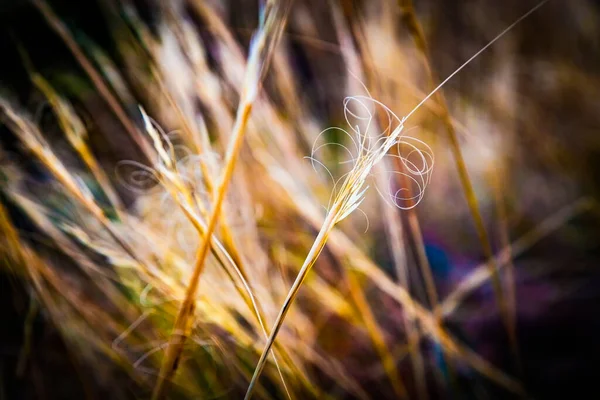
[{"left": 310, "top": 94, "right": 434, "bottom": 217}]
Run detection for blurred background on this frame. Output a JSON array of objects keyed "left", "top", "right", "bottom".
[{"left": 1, "top": 0, "right": 600, "bottom": 398}]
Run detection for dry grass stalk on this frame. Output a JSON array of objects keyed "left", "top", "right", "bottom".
[
  {"left": 246, "top": 3, "right": 549, "bottom": 396},
  {"left": 150, "top": 2, "right": 293, "bottom": 398},
  {"left": 398, "top": 0, "right": 548, "bottom": 365}
]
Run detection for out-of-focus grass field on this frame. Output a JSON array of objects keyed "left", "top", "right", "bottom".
[{"left": 1, "top": 0, "right": 600, "bottom": 398}]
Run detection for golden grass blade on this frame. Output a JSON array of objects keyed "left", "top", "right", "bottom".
[
  {"left": 158, "top": 169, "right": 309, "bottom": 395},
  {"left": 150, "top": 3, "right": 293, "bottom": 398},
  {"left": 149, "top": 101, "right": 252, "bottom": 400}
]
